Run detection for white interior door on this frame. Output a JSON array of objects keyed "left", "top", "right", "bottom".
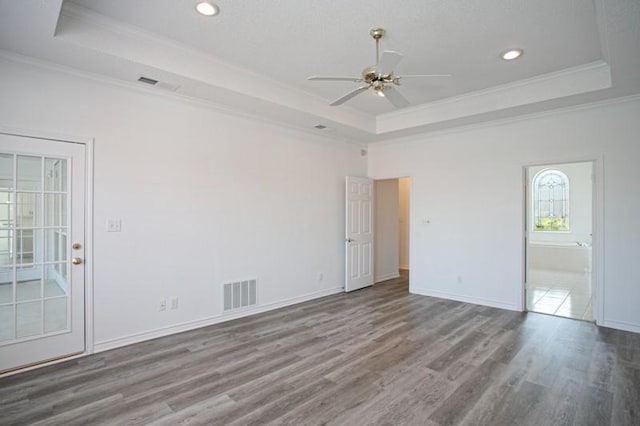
[
  {"left": 345, "top": 176, "right": 374, "bottom": 292},
  {"left": 0, "top": 133, "right": 86, "bottom": 373}
]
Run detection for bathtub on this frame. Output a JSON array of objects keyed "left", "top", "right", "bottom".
[{"left": 528, "top": 241, "right": 592, "bottom": 273}]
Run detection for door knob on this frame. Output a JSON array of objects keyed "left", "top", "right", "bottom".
[
  {"left": 72, "top": 242, "right": 82, "bottom": 250},
  {"left": 346, "top": 238, "right": 354, "bottom": 243},
  {"left": 72, "top": 257, "right": 83, "bottom": 265}
]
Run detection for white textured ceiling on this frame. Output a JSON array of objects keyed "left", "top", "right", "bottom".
[
  {"left": 68, "top": 0, "right": 604, "bottom": 115},
  {"left": 0, "top": 0, "right": 638, "bottom": 141}
]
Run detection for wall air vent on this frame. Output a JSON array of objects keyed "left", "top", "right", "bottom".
[
  {"left": 137, "top": 76, "right": 159, "bottom": 85},
  {"left": 223, "top": 279, "right": 257, "bottom": 312}
]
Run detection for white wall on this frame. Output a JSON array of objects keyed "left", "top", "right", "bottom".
[
  {"left": 374, "top": 179, "right": 399, "bottom": 282},
  {"left": 2, "top": 53, "right": 639, "bottom": 352},
  {"left": 398, "top": 178, "right": 410, "bottom": 270},
  {"left": 0, "top": 57, "right": 366, "bottom": 349},
  {"left": 529, "top": 162, "right": 592, "bottom": 244},
  {"left": 368, "top": 98, "right": 640, "bottom": 333}
]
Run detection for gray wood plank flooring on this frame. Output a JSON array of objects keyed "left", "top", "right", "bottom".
[{"left": 1, "top": 271, "right": 639, "bottom": 425}]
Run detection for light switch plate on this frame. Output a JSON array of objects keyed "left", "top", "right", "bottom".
[{"left": 107, "top": 219, "right": 122, "bottom": 232}]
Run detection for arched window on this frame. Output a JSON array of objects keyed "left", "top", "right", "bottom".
[{"left": 532, "top": 169, "right": 570, "bottom": 231}]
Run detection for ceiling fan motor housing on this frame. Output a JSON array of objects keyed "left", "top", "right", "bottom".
[
  {"left": 362, "top": 66, "right": 396, "bottom": 85},
  {"left": 362, "top": 66, "right": 378, "bottom": 83}
]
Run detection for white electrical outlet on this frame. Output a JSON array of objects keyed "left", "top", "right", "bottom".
[
  {"left": 107, "top": 219, "right": 122, "bottom": 232},
  {"left": 171, "top": 297, "right": 179, "bottom": 310},
  {"left": 159, "top": 300, "right": 167, "bottom": 311},
  {"left": 318, "top": 272, "right": 324, "bottom": 281}
]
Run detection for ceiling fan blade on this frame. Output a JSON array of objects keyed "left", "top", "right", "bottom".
[
  {"left": 330, "top": 86, "right": 369, "bottom": 106},
  {"left": 383, "top": 86, "right": 410, "bottom": 108},
  {"left": 308, "top": 76, "right": 362, "bottom": 82},
  {"left": 377, "top": 51, "right": 404, "bottom": 75}
]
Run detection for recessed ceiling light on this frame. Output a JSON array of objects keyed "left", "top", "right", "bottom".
[
  {"left": 501, "top": 49, "right": 523, "bottom": 60},
  {"left": 195, "top": 1, "right": 219, "bottom": 16}
]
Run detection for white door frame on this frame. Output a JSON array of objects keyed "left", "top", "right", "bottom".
[
  {"left": 521, "top": 156, "right": 604, "bottom": 325},
  {"left": 368, "top": 174, "right": 412, "bottom": 291},
  {"left": 0, "top": 126, "right": 95, "bottom": 371}
]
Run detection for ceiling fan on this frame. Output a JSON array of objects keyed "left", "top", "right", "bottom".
[{"left": 308, "top": 27, "right": 451, "bottom": 108}]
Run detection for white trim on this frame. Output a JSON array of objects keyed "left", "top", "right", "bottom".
[
  {"left": 601, "top": 319, "right": 640, "bottom": 334},
  {"left": 378, "top": 60, "right": 609, "bottom": 120},
  {"left": 0, "top": 50, "right": 367, "bottom": 147},
  {"left": 374, "top": 272, "right": 400, "bottom": 284},
  {"left": 408, "top": 176, "right": 413, "bottom": 291},
  {"left": 369, "top": 174, "right": 412, "bottom": 288},
  {"left": 377, "top": 61, "right": 611, "bottom": 134},
  {"left": 593, "top": 156, "right": 605, "bottom": 327},
  {"left": 84, "top": 138, "right": 95, "bottom": 354},
  {"left": 3, "top": 46, "right": 638, "bottom": 145},
  {"left": 410, "top": 287, "right": 519, "bottom": 312},
  {"left": 380, "top": 61, "right": 610, "bottom": 121},
  {"left": 370, "top": 94, "right": 640, "bottom": 147},
  {"left": 0, "top": 127, "right": 95, "bottom": 360},
  {"left": 59, "top": 2, "right": 371, "bottom": 125},
  {"left": 521, "top": 166, "right": 528, "bottom": 312},
  {"left": 521, "top": 157, "right": 603, "bottom": 326},
  {"left": 57, "top": 3, "right": 373, "bottom": 135},
  {"left": 93, "top": 286, "right": 343, "bottom": 353},
  {"left": 0, "top": 124, "right": 93, "bottom": 146}
]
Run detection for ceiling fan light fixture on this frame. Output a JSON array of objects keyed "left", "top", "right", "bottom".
[
  {"left": 308, "top": 27, "right": 449, "bottom": 109},
  {"left": 501, "top": 49, "right": 523, "bottom": 60},
  {"left": 195, "top": 1, "right": 219, "bottom": 16}
]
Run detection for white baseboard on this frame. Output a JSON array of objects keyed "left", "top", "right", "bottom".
[
  {"left": 601, "top": 319, "right": 640, "bottom": 334},
  {"left": 94, "top": 286, "right": 344, "bottom": 353},
  {"left": 375, "top": 272, "right": 401, "bottom": 284},
  {"left": 410, "top": 287, "right": 519, "bottom": 311}
]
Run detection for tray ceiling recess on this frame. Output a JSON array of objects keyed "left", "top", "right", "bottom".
[{"left": 0, "top": 0, "right": 638, "bottom": 141}]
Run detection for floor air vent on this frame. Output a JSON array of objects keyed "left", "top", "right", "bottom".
[{"left": 223, "top": 279, "right": 257, "bottom": 312}]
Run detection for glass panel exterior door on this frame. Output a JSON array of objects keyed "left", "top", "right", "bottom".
[{"left": 0, "top": 134, "right": 85, "bottom": 373}]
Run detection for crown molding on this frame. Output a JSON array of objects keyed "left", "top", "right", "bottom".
[
  {"left": 3, "top": 48, "right": 637, "bottom": 151},
  {"left": 377, "top": 60, "right": 611, "bottom": 134},
  {"left": 58, "top": 3, "right": 375, "bottom": 133},
  {"left": 369, "top": 93, "right": 640, "bottom": 148},
  {"left": 0, "top": 50, "right": 366, "bottom": 147}
]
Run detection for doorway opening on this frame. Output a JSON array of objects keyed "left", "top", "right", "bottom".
[
  {"left": 374, "top": 177, "right": 410, "bottom": 288},
  {"left": 525, "top": 161, "right": 594, "bottom": 321}
]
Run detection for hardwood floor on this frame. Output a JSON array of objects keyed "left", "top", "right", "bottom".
[{"left": 1, "top": 271, "right": 639, "bottom": 425}]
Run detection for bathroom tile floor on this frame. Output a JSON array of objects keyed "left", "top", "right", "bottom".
[{"left": 526, "top": 269, "right": 592, "bottom": 321}]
